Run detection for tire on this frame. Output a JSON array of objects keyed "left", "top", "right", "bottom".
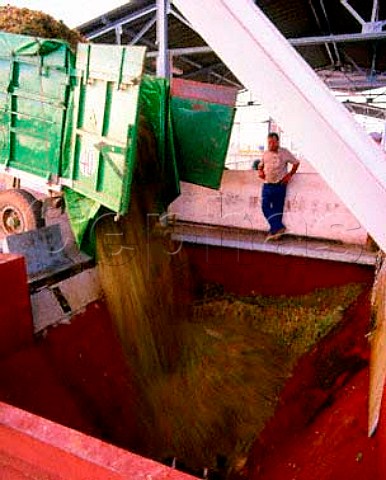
[{"left": 0, "top": 189, "right": 44, "bottom": 235}]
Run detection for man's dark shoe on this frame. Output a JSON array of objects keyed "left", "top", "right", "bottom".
[{"left": 265, "top": 227, "right": 286, "bottom": 241}]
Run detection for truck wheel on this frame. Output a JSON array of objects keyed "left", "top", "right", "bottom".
[{"left": 0, "top": 189, "right": 44, "bottom": 235}]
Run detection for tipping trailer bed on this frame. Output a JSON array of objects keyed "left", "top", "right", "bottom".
[{"left": 0, "top": 31, "right": 237, "bottom": 237}]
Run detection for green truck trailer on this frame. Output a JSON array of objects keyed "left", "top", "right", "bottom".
[{"left": 0, "top": 31, "right": 236, "bottom": 241}]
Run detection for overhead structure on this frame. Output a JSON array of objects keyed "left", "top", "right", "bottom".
[
  {"left": 78, "top": 0, "right": 386, "bottom": 92},
  {"left": 343, "top": 100, "right": 386, "bottom": 119}
]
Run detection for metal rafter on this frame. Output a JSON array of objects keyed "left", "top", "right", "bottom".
[
  {"left": 319, "top": 0, "right": 342, "bottom": 66},
  {"left": 341, "top": 0, "right": 386, "bottom": 33},
  {"left": 169, "top": 5, "right": 193, "bottom": 29},
  {"left": 317, "top": 69, "right": 386, "bottom": 90},
  {"left": 87, "top": 5, "right": 158, "bottom": 40},
  {"left": 144, "top": 31, "right": 386, "bottom": 54},
  {"left": 343, "top": 100, "right": 386, "bottom": 119},
  {"left": 290, "top": 31, "right": 386, "bottom": 45},
  {"left": 175, "top": 56, "right": 241, "bottom": 87},
  {"left": 129, "top": 16, "right": 157, "bottom": 45},
  {"left": 114, "top": 24, "right": 240, "bottom": 86},
  {"left": 308, "top": 0, "right": 335, "bottom": 66},
  {"left": 181, "top": 62, "right": 224, "bottom": 79},
  {"left": 371, "top": 0, "right": 379, "bottom": 23}
]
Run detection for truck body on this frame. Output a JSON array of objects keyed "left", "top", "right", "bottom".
[{"left": 0, "top": 31, "right": 237, "bottom": 236}]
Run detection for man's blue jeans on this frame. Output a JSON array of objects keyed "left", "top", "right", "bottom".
[{"left": 262, "top": 183, "right": 287, "bottom": 234}]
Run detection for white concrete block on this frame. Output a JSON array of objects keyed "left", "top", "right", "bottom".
[
  {"left": 31, "top": 268, "right": 102, "bottom": 333},
  {"left": 31, "top": 288, "right": 66, "bottom": 333},
  {"left": 56, "top": 269, "right": 102, "bottom": 314},
  {"left": 169, "top": 170, "right": 368, "bottom": 245}
]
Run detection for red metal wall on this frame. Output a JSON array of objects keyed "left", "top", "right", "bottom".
[
  {"left": 0, "top": 402, "right": 196, "bottom": 480},
  {"left": 0, "top": 253, "right": 195, "bottom": 479},
  {"left": 244, "top": 288, "right": 377, "bottom": 479},
  {"left": 0, "top": 300, "right": 144, "bottom": 452},
  {"left": 185, "top": 244, "right": 374, "bottom": 296},
  {"left": 0, "top": 254, "right": 33, "bottom": 359},
  {"left": 0, "top": 248, "right": 379, "bottom": 479}
]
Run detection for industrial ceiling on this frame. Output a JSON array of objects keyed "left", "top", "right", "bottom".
[{"left": 77, "top": 0, "right": 386, "bottom": 93}]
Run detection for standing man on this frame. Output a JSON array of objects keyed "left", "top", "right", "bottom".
[{"left": 258, "top": 132, "right": 300, "bottom": 240}]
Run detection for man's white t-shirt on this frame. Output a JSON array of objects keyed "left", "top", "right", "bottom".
[{"left": 259, "top": 147, "right": 299, "bottom": 184}]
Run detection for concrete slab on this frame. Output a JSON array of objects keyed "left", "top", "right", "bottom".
[
  {"left": 31, "top": 268, "right": 102, "bottom": 333},
  {"left": 56, "top": 269, "right": 102, "bottom": 314},
  {"left": 169, "top": 172, "right": 370, "bottom": 246},
  {"left": 30, "top": 288, "right": 67, "bottom": 333}
]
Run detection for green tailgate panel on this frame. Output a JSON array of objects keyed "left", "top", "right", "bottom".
[
  {"left": 0, "top": 32, "right": 73, "bottom": 178},
  {"left": 170, "top": 79, "right": 237, "bottom": 190},
  {"left": 68, "top": 44, "right": 146, "bottom": 215},
  {"left": 171, "top": 97, "right": 235, "bottom": 189}
]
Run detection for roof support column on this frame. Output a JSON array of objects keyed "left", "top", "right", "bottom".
[{"left": 156, "top": 0, "right": 170, "bottom": 78}]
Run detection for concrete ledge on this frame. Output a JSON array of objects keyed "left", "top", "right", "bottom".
[
  {"left": 31, "top": 268, "right": 102, "bottom": 333},
  {"left": 172, "top": 222, "right": 377, "bottom": 266}
]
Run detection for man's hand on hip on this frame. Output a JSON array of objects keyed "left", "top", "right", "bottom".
[{"left": 280, "top": 173, "right": 293, "bottom": 185}]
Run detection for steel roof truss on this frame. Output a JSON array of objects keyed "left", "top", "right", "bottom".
[
  {"left": 87, "top": 5, "right": 158, "bottom": 40},
  {"left": 129, "top": 15, "right": 157, "bottom": 45},
  {"left": 308, "top": 0, "right": 335, "bottom": 67},
  {"left": 341, "top": 0, "right": 386, "bottom": 33},
  {"left": 169, "top": 5, "right": 192, "bottom": 30}
]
